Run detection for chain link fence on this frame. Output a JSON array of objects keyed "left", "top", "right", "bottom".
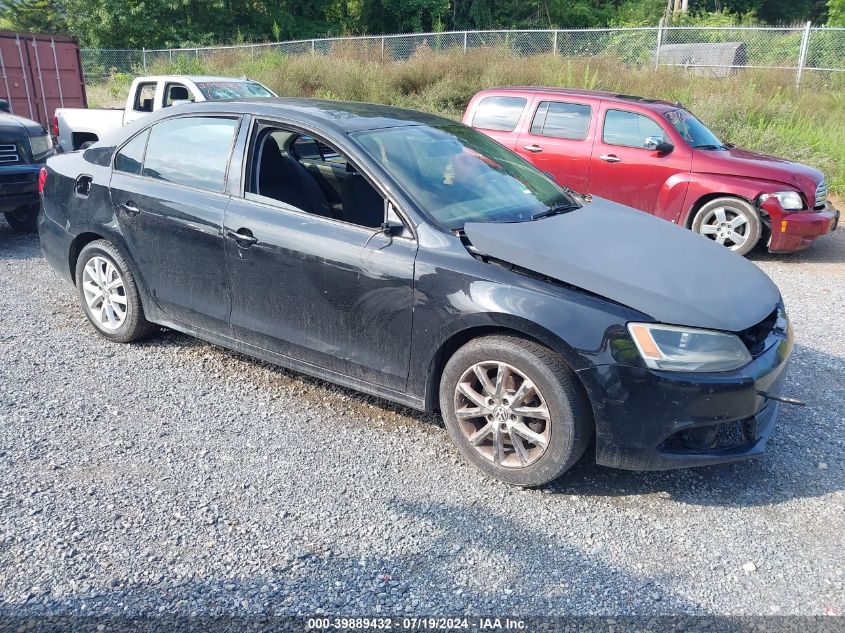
[{"left": 81, "top": 24, "right": 845, "bottom": 86}]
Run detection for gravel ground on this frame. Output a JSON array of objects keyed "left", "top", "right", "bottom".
[{"left": 0, "top": 216, "right": 843, "bottom": 619}]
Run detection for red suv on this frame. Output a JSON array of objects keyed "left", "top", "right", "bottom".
[{"left": 463, "top": 88, "right": 839, "bottom": 255}]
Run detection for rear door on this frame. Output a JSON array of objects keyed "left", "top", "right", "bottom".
[
  {"left": 467, "top": 94, "right": 529, "bottom": 150},
  {"left": 514, "top": 97, "right": 596, "bottom": 192},
  {"left": 108, "top": 114, "right": 240, "bottom": 332},
  {"left": 123, "top": 81, "right": 159, "bottom": 125},
  {"left": 588, "top": 105, "right": 691, "bottom": 214}
]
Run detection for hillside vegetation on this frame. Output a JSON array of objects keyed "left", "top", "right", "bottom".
[{"left": 89, "top": 47, "right": 845, "bottom": 195}]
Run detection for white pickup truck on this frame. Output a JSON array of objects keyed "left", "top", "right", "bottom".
[{"left": 53, "top": 75, "right": 276, "bottom": 151}]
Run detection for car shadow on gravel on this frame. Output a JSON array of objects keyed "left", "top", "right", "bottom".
[
  {"left": 0, "top": 499, "right": 700, "bottom": 617},
  {"left": 0, "top": 225, "right": 42, "bottom": 259},
  {"left": 747, "top": 230, "right": 844, "bottom": 264}
]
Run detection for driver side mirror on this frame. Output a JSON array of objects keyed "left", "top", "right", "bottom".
[
  {"left": 644, "top": 136, "right": 674, "bottom": 154},
  {"left": 382, "top": 201, "right": 407, "bottom": 237}
]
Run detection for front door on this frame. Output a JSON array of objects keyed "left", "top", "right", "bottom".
[
  {"left": 223, "top": 123, "right": 417, "bottom": 391},
  {"left": 108, "top": 115, "right": 241, "bottom": 331},
  {"left": 588, "top": 106, "right": 691, "bottom": 215}
]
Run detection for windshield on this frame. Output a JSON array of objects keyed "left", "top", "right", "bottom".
[
  {"left": 665, "top": 109, "right": 723, "bottom": 148},
  {"left": 352, "top": 124, "right": 578, "bottom": 231},
  {"left": 195, "top": 81, "right": 274, "bottom": 100}
]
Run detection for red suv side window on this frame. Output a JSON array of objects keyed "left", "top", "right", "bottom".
[
  {"left": 530, "top": 101, "right": 591, "bottom": 141},
  {"left": 472, "top": 96, "right": 527, "bottom": 132}
]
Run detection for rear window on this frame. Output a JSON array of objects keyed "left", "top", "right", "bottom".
[
  {"left": 141, "top": 116, "right": 238, "bottom": 192},
  {"left": 472, "top": 96, "right": 527, "bottom": 132},
  {"left": 530, "top": 101, "right": 591, "bottom": 140}
]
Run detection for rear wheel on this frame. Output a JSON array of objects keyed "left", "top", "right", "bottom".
[
  {"left": 439, "top": 335, "right": 592, "bottom": 487},
  {"left": 691, "top": 197, "right": 761, "bottom": 256},
  {"left": 4, "top": 204, "right": 38, "bottom": 233},
  {"left": 75, "top": 240, "right": 153, "bottom": 343}
]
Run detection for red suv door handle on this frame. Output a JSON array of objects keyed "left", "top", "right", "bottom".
[
  {"left": 523, "top": 144, "right": 544, "bottom": 153},
  {"left": 599, "top": 154, "right": 622, "bottom": 163}
]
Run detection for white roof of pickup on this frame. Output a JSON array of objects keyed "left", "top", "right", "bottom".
[{"left": 137, "top": 75, "right": 256, "bottom": 83}]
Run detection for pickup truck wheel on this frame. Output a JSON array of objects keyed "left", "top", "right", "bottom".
[
  {"left": 439, "top": 335, "right": 592, "bottom": 487},
  {"left": 691, "top": 197, "right": 761, "bottom": 256},
  {"left": 75, "top": 240, "right": 154, "bottom": 343},
  {"left": 4, "top": 205, "right": 38, "bottom": 233}
]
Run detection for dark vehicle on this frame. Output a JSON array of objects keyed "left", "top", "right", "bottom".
[
  {"left": 39, "top": 99, "right": 794, "bottom": 486},
  {"left": 1, "top": 110, "right": 53, "bottom": 232}
]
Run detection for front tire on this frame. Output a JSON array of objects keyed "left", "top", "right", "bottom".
[
  {"left": 75, "top": 240, "right": 153, "bottom": 343},
  {"left": 691, "top": 197, "right": 761, "bottom": 256},
  {"left": 4, "top": 204, "right": 39, "bottom": 233},
  {"left": 439, "top": 335, "right": 592, "bottom": 487}
]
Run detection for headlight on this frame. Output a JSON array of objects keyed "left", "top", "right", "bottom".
[
  {"left": 29, "top": 134, "right": 53, "bottom": 159},
  {"left": 627, "top": 322, "right": 751, "bottom": 372},
  {"left": 761, "top": 190, "right": 804, "bottom": 211}
]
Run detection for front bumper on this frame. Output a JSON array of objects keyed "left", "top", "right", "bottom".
[
  {"left": 0, "top": 164, "right": 41, "bottom": 213},
  {"left": 579, "top": 319, "right": 793, "bottom": 471},
  {"left": 765, "top": 201, "right": 838, "bottom": 253}
]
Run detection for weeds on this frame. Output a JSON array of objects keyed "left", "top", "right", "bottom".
[{"left": 87, "top": 46, "right": 845, "bottom": 194}]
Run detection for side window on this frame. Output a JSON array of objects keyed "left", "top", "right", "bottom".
[
  {"left": 603, "top": 109, "right": 668, "bottom": 148},
  {"left": 248, "top": 126, "right": 385, "bottom": 229},
  {"left": 163, "top": 83, "right": 195, "bottom": 107},
  {"left": 142, "top": 117, "right": 238, "bottom": 192},
  {"left": 292, "top": 135, "right": 321, "bottom": 160},
  {"left": 114, "top": 128, "right": 150, "bottom": 175},
  {"left": 530, "top": 101, "right": 591, "bottom": 140},
  {"left": 133, "top": 82, "right": 157, "bottom": 113},
  {"left": 471, "top": 96, "right": 527, "bottom": 132}
]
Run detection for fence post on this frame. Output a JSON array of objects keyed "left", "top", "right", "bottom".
[
  {"left": 311, "top": 39, "right": 316, "bottom": 54},
  {"left": 795, "top": 21, "right": 812, "bottom": 89},
  {"left": 381, "top": 36, "right": 385, "bottom": 62},
  {"left": 463, "top": 31, "right": 468, "bottom": 54},
  {"left": 552, "top": 30, "right": 558, "bottom": 56},
  {"left": 142, "top": 47, "right": 147, "bottom": 73},
  {"left": 655, "top": 18, "right": 664, "bottom": 68}
]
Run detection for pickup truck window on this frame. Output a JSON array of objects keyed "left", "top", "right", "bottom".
[
  {"left": 195, "top": 81, "right": 274, "bottom": 100},
  {"left": 530, "top": 101, "right": 591, "bottom": 140},
  {"left": 472, "top": 96, "right": 527, "bottom": 132},
  {"left": 114, "top": 129, "right": 150, "bottom": 175},
  {"left": 602, "top": 109, "right": 668, "bottom": 149},
  {"left": 163, "top": 83, "right": 194, "bottom": 107},
  {"left": 141, "top": 117, "right": 238, "bottom": 192},
  {"left": 133, "top": 82, "right": 156, "bottom": 113}
]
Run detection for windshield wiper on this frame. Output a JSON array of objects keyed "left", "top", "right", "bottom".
[
  {"left": 693, "top": 143, "right": 727, "bottom": 150},
  {"left": 531, "top": 203, "right": 579, "bottom": 221}
]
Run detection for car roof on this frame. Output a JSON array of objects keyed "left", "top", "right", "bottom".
[
  {"left": 167, "top": 97, "right": 456, "bottom": 134},
  {"left": 480, "top": 87, "right": 680, "bottom": 111},
  {"left": 139, "top": 75, "right": 262, "bottom": 83}
]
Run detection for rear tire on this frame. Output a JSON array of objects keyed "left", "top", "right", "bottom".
[
  {"left": 75, "top": 240, "right": 154, "bottom": 343},
  {"left": 439, "top": 335, "right": 592, "bottom": 487},
  {"left": 691, "top": 197, "right": 761, "bottom": 256},
  {"left": 4, "top": 205, "right": 38, "bottom": 233}
]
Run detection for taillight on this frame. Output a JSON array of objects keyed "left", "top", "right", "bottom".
[
  {"left": 38, "top": 167, "right": 47, "bottom": 195},
  {"left": 52, "top": 115, "right": 59, "bottom": 138}
]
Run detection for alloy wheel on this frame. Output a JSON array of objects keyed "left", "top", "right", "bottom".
[
  {"left": 81, "top": 256, "right": 128, "bottom": 330},
  {"left": 453, "top": 361, "right": 551, "bottom": 469},
  {"left": 697, "top": 206, "right": 750, "bottom": 251}
]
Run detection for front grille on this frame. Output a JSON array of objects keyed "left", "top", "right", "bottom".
[
  {"left": 0, "top": 143, "right": 20, "bottom": 164},
  {"left": 815, "top": 179, "right": 827, "bottom": 208}
]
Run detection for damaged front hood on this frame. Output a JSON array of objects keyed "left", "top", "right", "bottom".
[{"left": 463, "top": 197, "right": 780, "bottom": 332}]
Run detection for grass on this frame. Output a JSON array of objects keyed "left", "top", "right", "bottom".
[{"left": 86, "top": 46, "right": 845, "bottom": 195}]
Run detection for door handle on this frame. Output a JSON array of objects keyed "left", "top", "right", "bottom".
[
  {"left": 599, "top": 154, "right": 622, "bottom": 163},
  {"left": 226, "top": 228, "right": 258, "bottom": 247},
  {"left": 121, "top": 201, "right": 141, "bottom": 216},
  {"left": 523, "top": 144, "right": 544, "bottom": 153}
]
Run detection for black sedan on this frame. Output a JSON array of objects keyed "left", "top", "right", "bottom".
[{"left": 38, "top": 99, "right": 794, "bottom": 486}]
